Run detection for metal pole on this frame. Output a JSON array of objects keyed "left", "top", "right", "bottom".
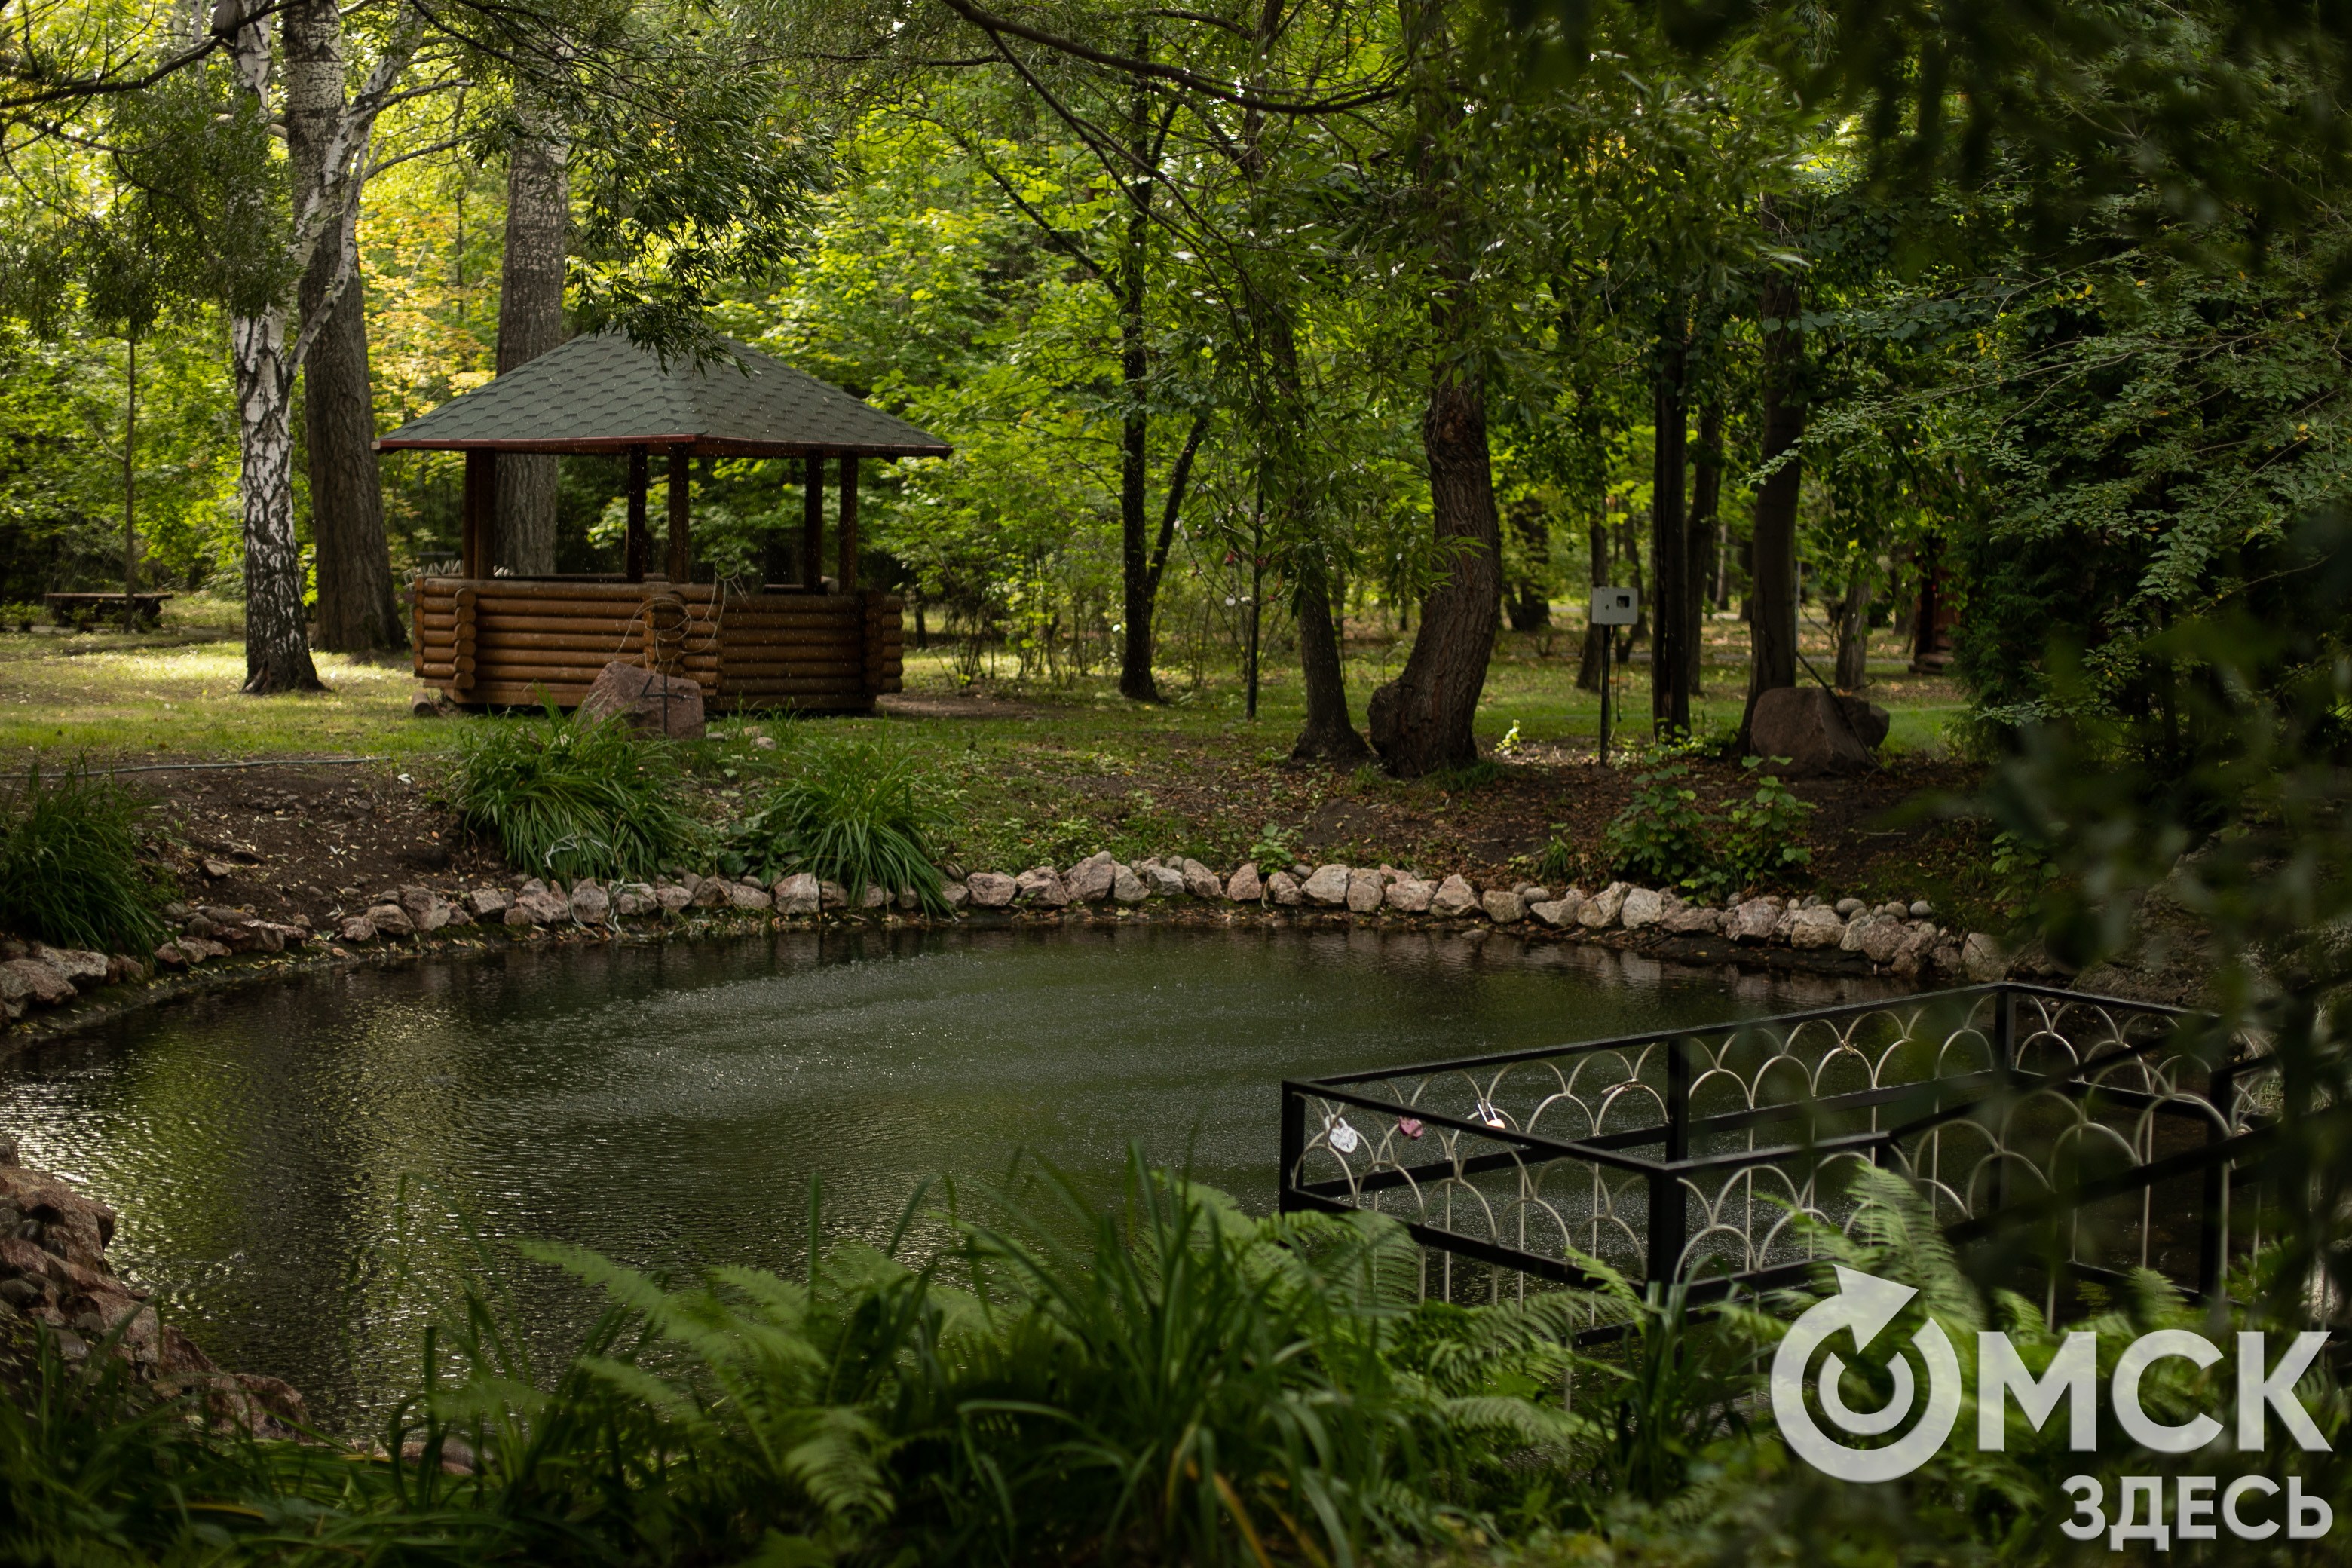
[
  {"left": 123, "top": 332, "right": 136, "bottom": 602},
  {"left": 1599, "top": 622, "right": 1612, "bottom": 766},
  {"left": 1646, "top": 1039, "right": 1690, "bottom": 1287},
  {"left": 1276, "top": 1082, "right": 1306, "bottom": 1214}
]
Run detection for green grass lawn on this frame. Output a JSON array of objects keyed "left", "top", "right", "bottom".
[{"left": 0, "top": 599, "right": 1974, "bottom": 896}]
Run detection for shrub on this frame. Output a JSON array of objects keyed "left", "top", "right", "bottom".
[
  {"left": 1602, "top": 762, "right": 1816, "bottom": 897},
  {"left": 0, "top": 764, "right": 164, "bottom": 953},
  {"left": 451, "top": 707, "right": 702, "bottom": 883},
  {"left": 1717, "top": 761, "right": 1816, "bottom": 889},
  {"left": 1602, "top": 765, "right": 1715, "bottom": 890},
  {"left": 718, "top": 737, "right": 951, "bottom": 910}
]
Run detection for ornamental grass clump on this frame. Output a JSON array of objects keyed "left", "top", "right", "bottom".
[
  {"left": 0, "top": 764, "right": 164, "bottom": 953},
  {"left": 720, "top": 737, "right": 951, "bottom": 911},
  {"left": 452, "top": 707, "right": 702, "bottom": 883}
]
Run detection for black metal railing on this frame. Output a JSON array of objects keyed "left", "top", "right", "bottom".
[{"left": 1278, "top": 983, "right": 2282, "bottom": 1310}]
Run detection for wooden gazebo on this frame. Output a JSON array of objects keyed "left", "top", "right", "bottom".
[{"left": 380, "top": 332, "right": 949, "bottom": 713}]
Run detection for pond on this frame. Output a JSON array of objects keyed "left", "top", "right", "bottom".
[{"left": 2, "top": 925, "right": 1895, "bottom": 1426}]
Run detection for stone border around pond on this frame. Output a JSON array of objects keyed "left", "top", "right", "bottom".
[{"left": 2, "top": 853, "right": 2032, "bottom": 1047}]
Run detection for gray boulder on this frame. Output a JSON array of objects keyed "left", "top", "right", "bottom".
[
  {"left": 655, "top": 883, "right": 694, "bottom": 914},
  {"left": 1227, "top": 863, "right": 1263, "bottom": 902},
  {"left": 467, "top": 887, "right": 511, "bottom": 918},
  {"left": 1962, "top": 933, "right": 2006, "bottom": 982},
  {"left": 1181, "top": 859, "right": 1223, "bottom": 899},
  {"left": 1302, "top": 865, "right": 1352, "bottom": 906},
  {"left": 1729, "top": 899, "right": 1780, "bottom": 943},
  {"left": 1144, "top": 864, "right": 1188, "bottom": 897},
  {"left": 1784, "top": 905, "right": 1846, "bottom": 949},
  {"left": 966, "top": 872, "right": 1018, "bottom": 908},
  {"left": 1346, "top": 868, "right": 1385, "bottom": 914},
  {"left": 773, "top": 873, "right": 822, "bottom": 915},
  {"left": 1112, "top": 866, "right": 1149, "bottom": 903},
  {"left": 1481, "top": 889, "right": 1526, "bottom": 924},
  {"left": 1385, "top": 877, "right": 1435, "bottom": 914},
  {"left": 1430, "top": 875, "right": 1480, "bottom": 919},
  {"left": 730, "top": 881, "right": 773, "bottom": 912},
  {"left": 1015, "top": 866, "right": 1071, "bottom": 907},
  {"left": 1662, "top": 899, "right": 1723, "bottom": 936},
  {"left": 1065, "top": 853, "right": 1117, "bottom": 902},
  {"left": 367, "top": 902, "right": 415, "bottom": 937},
  {"left": 570, "top": 882, "right": 613, "bottom": 924},
  {"left": 1268, "top": 871, "right": 1302, "bottom": 907},
  {"left": 1578, "top": 882, "right": 1629, "bottom": 929},
  {"left": 1619, "top": 887, "right": 1665, "bottom": 931}
]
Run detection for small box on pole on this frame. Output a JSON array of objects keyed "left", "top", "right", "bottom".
[{"left": 1591, "top": 586, "right": 1636, "bottom": 766}]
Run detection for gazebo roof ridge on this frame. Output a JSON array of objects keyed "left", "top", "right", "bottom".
[{"left": 377, "top": 331, "right": 951, "bottom": 459}]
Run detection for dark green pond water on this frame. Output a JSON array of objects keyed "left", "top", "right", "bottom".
[{"left": 2, "top": 926, "right": 1891, "bottom": 1426}]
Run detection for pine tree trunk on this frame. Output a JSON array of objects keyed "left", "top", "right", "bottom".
[
  {"left": 233, "top": 309, "right": 325, "bottom": 693},
  {"left": 286, "top": 0, "right": 400, "bottom": 651},
  {"left": 1649, "top": 317, "right": 1689, "bottom": 734},
  {"left": 495, "top": 90, "right": 568, "bottom": 575},
  {"left": 1742, "top": 266, "right": 1805, "bottom": 746}
]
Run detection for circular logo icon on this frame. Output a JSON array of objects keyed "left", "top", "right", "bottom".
[{"left": 1771, "top": 1265, "right": 1961, "bottom": 1483}]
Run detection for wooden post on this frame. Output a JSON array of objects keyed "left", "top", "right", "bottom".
[
  {"left": 838, "top": 455, "right": 859, "bottom": 593},
  {"left": 802, "top": 454, "right": 825, "bottom": 589},
  {"left": 625, "top": 444, "right": 649, "bottom": 583},
  {"left": 666, "top": 446, "right": 691, "bottom": 583},
  {"left": 461, "top": 449, "right": 498, "bottom": 579}
]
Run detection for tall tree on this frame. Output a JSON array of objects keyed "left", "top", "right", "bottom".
[
  {"left": 219, "top": 0, "right": 423, "bottom": 691},
  {"left": 495, "top": 87, "right": 569, "bottom": 575},
  {"left": 286, "top": 0, "right": 404, "bottom": 651},
  {"left": 1366, "top": 0, "right": 1502, "bottom": 776},
  {"left": 1647, "top": 307, "right": 1689, "bottom": 733},
  {"left": 1741, "top": 251, "right": 1804, "bottom": 742}
]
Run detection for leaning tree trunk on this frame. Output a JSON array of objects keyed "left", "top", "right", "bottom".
[
  {"left": 1367, "top": 0, "right": 1501, "bottom": 776},
  {"left": 1741, "top": 265, "right": 1805, "bottom": 747},
  {"left": 1367, "top": 356, "right": 1502, "bottom": 775},
  {"left": 232, "top": 309, "right": 325, "bottom": 693},
  {"left": 1290, "top": 548, "right": 1368, "bottom": 761},
  {"left": 495, "top": 89, "right": 568, "bottom": 575},
  {"left": 1649, "top": 314, "right": 1689, "bottom": 735},
  {"left": 286, "top": 0, "right": 401, "bottom": 652}
]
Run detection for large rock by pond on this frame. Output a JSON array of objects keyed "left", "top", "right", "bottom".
[
  {"left": 1748, "top": 686, "right": 1887, "bottom": 776},
  {"left": 578, "top": 660, "right": 706, "bottom": 740},
  {"left": 0, "top": 1138, "right": 304, "bottom": 1436}
]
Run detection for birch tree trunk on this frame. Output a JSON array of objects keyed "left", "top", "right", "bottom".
[
  {"left": 231, "top": 308, "right": 324, "bottom": 691},
  {"left": 495, "top": 87, "right": 570, "bottom": 575},
  {"left": 286, "top": 0, "right": 402, "bottom": 651},
  {"left": 221, "top": 1, "right": 418, "bottom": 691}
]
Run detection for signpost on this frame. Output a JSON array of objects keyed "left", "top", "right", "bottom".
[{"left": 1591, "top": 586, "right": 1637, "bottom": 767}]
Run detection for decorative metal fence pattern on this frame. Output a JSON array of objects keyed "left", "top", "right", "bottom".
[{"left": 1279, "top": 984, "right": 2278, "bottom": 1308}]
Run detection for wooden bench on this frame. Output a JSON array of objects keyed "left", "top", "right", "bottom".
[{"left": 44, "top": 592, "right": 175, "bottom": 629}]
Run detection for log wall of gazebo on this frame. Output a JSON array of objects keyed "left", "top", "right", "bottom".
[{"left": 412, "top": 578, "right": 904, "bottom": 713}]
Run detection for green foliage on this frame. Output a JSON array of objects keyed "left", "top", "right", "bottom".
[
  {"left": 1248, "top": 821, "right": 1302, "bottom": 868},
  {"left": 1603, "top": 763, "right": 1815, "bottom": 896},
  {"left": 1716, "top": 762, "right": 1816, "bottom": 889},
  {"left": 450, "top": 708, "right": 702, "bottom": 884},
  {"left": 1602, "top": 766, "right": 1714, "bottom": 890},
  {"left": 718, "top": 737, "right": 951, "bottom": 910},
  {"left": 0, "top": 762, "right": 163, "bottom": 952}
]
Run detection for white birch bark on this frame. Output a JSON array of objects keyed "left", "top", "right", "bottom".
[{"left": 219, "top": 0, "right": 422, "bottom": 691}]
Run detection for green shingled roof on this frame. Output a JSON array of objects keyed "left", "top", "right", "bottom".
[{"left": 377, "top": 332, "right": 950, "bottom": 458}]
